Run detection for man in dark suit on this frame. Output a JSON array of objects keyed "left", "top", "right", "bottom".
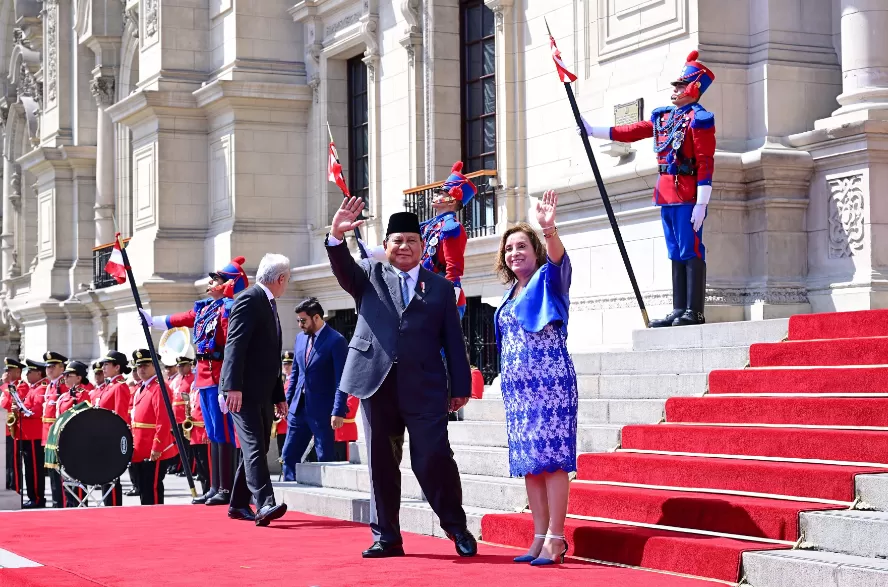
[
  {"left": 220, "top": 253, "right": 290, "bottom": 527},
  {"left": 281, "top": 297, "right": 348, "bottom": 479},
  {"left": 325, "top": 197, "right": 476, "bottom": 559}
]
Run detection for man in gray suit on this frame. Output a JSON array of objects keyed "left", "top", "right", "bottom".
[{"left": 326, "top": 196, "right": 476, "bottom": 559}]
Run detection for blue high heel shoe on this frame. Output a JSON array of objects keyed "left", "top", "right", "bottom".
[
  {"left": 513, "top": 534, "right": 547, "bottom": 563},
  {"left": 530, "top": 534, "right": 569, "bottom": 566}
]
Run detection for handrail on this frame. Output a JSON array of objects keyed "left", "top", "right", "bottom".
[
  {"left": 403, "top": 169, "right": 497, "bottom": 195},
  {"left": 92, "top": 237, "right": 131, "bottom": 252}
]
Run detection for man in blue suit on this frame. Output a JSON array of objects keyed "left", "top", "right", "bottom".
[{"left": 280, "top": 298, "right": 349, "bottom": 480}]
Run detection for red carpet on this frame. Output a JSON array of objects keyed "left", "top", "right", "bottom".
[
  {"left": 480, "top": 308, "right": 888, "bottom": 583},
  {"left": 708, "top": 366, "right": 888, "bottom": 393},
  {"left": 666, "top": 396, "right": 888, "bottom": 427},
  {"left": 749, "top": 336, "right": 888, "bottom": 367},
  {"left": 566, "top": 483, "right": 832, "bottom": 540},
  {"left": 788, "top": 308, "right": 888, "bottom": 340},
  {"left": 577, "top": 452, "right": 877, "bottom": 501},
  {"left": 0, "top": 507, "right": 716, "bottom": 587}
]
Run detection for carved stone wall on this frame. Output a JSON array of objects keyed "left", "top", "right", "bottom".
[{"left": 827, "top": 173, "right": 865, "bottom": 259}]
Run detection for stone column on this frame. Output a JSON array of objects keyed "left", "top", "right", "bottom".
[
  {"left": 835, "top": 0, "right": 888, "bottom": 116},
  {"left": 91, "top": 76, "right": 116, "bottom": 246},
  {"left": 1, "top": 155, "right": 15, "bottom": 280}
]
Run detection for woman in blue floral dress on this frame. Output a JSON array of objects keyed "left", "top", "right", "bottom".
[{"left": 494, "top": 189, "right": 577, "bottom": 566}]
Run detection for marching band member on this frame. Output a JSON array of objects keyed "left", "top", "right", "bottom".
[
  {"left": 96, "top": 351, "right": 133, "bottom": 505},
  {"left": 21, "top": 360, "right": 48, "bottom": 508},
  {"left": 139, "top": 256, "right": 248, "bottom": 506},
  {"left": 57, "top": 361, "right": 91, "bottom": 506},
  {"left": 579, "top": 51, "right": 716, "bottom": 327},
  {"left": 92, "top": 361, "right": 106, "bottom": 390},
  {"left": 130, "top": 349, "right": 179, "bottom": 506},
  {"left": 1, "top": 358, "right": 28, "bottom": 494},
  {"left": 170, "top": 356, "right": 194, "bottom": 477},
  {"left": 42, "top": 351, "right": 68, "bottom": 508}
]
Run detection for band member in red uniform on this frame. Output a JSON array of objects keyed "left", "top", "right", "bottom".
[
  {"left": 56, "top": 361, "right": 91, "bottom": 506},
  {"left": 130, "top": 349, "right": 179, "bottom": 506},
  {"left": 41, "top": 351, "right": 68, "bottom": 508},
  {"left": 92, "top": 361, "right": 105, "bottom": 390},
  {"left": 139, "top": 256, "right": 248, "bottom": 505},
  {"left": 169, "top": 356, "right": 194, "bottom": 477},
  {"left": 333, "top": 394, "right": 360, "bottom": 461},
  {"left": 20, "top": 360, "right": 48, "bottom": 508},
  {"left": 580, "top": 51, "right": 716, "bottom": 327},
  {"left": 96, "top": 351, "right": 133, "bottom": 505},
  {"left": 2, "top": 358, "right": 28, "bottom": 495}
]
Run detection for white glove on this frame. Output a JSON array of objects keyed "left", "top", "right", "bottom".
[
  {"left": 139, "top": 309, "right": 167, "bottom": 330},
  {"left": 575, "top": 116, "right": 611, "bottom": 140},
  {"left": 454, "top": 286, "right": 461, "bottom": 302},
  {"left": 691, "top": 185, "right": 712, "bottom": 232},
  {"left": 357, "top": 238, "right": 387, "bottom": 262},
  {"left": 219, "top": 391, "right": 229, "bottom": 414}
]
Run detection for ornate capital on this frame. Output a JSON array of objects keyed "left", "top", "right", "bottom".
[
  {"left": 359, "top": 14, "right": 379, "bottom": 60},
  {"left": 484, "top": 0, "right": 512, "bottom": 31},
  {"left": 401, "top": 0, "right": 421, "bottom": 35},
  {"left": 90, "top": 76, "right": 116, "bottom": 107}
]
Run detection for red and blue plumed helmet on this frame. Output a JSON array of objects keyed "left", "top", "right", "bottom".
[
  {"left": 210, "top": 256, "right": 249, "bottom": 295},
  {"left": 438, "top": 161, "right": 478, "bottom": 207},
  {"left": 671, "top": 50, "right": 715, "bottom": 101}
]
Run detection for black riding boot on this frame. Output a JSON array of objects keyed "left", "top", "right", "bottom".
[
  {"left": 675, "top": 257, "right": 706, "bottom": 326},
  {"left": 649, "top": 260, "right": 687, "bottom": 328},
  {"left": 205, "top": 442, "right": 233, "bottom": 505}
]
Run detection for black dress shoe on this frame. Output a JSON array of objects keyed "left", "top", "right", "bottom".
[
  {"left": 255, "top": 503, "right": 287, "bottom": 527},
  {"left": 228, "top": 507, "right": 256, "bottom": 521},
  {"left": 22, "top": 500, "right": 46, "bottom": 509},
  {"left": 125, "top": 487, "right": 139, "bottom": 497},
  {"left": 362, "top": 541, "right": 406, "bottom": 558},
  {"left": 205, "top": 490, "right": 231, "bottom": 506},
  {"left": 674, "top": 309, "right": 705, "bottom": 326},
  {"left": 649, "top": 309, "right": 684, "bottom": 328},
  {"left": 192, "top": 488, "right": 216, "bottom": 505},
  {"left": 447, "top": 529, "right": 478, "bottom": 557}
]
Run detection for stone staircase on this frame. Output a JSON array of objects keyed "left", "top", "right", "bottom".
[
  {"left": 274, "top": 318, "right": 788, "bottom": 538},
  {"left": 274, "top": 314, "right": 888, "bottom": 586}
]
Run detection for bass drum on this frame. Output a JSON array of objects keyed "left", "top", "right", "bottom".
[{"left": 49, "top": 403, "right": 133, "bottom": 486}]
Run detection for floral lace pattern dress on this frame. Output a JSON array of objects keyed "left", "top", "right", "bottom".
[{"left": 498, "top": 297, "right": 578, "bottom": 477}]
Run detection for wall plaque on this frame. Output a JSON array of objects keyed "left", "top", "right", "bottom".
[{"left": 614, "top": 99, "right": 644, "bottom": 126}]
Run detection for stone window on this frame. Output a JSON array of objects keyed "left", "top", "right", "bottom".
[
  {"left": 460, "top": 0, "right": 496, "bottom": 173},
  {"left": 347, "top": 55, "right": 370, "bottom": 206}
]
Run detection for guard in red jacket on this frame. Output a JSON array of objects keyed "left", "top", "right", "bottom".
[
  {"left": 2, "top": 358, "right": 28, "bottom": 495},
  {"left": 139, "top": 255, "right": 248, "bottom": 506},
  {"left": 96, "top": 351, "right": 134, "bottom": 505},
  {"left": 581, "top": 51, "right": 716, "bottom": 327},
  {"left": 41, "top": 351, "right": 68, "bottom": 508},
  {"left": 21, "top": 359, "right": 48, "bottom": 508},
  {"left": 130, "top": 349, "right": 179, "bottom": 506}
]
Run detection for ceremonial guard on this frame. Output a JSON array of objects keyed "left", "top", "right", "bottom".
[
  {"left": 140, "top": 256, "right": 248, "bottom": 505},
  {"left": 41, "top": 351, "right": 68, "bottom": 507},
  {"left": 171, "top": 356, "right": 194, "bottom": 477},
  {"left": 2, "top": 358, "right": 28, "bottom": 494},
  {"left": 333, "top": 394, "right": 360, "bottom": 461},
  {"left": 273, "top": 351, "right": 293, "bottom": 456},
  {"left": 130, "top": 349, "right": 179, "bottom": 506},
  {"left": 420, "top": 161, "right": 476, "bottom": 318},
  {"left": 55, "top": 361, "right": 91, "bottom": 506},
  {"left": 21, "top": 360, "right": 48, "bottom": 507},
  {"left": 580, "top": 51, "right": 716, "bottom": 327},
  {"left": 96, "top": 351, "right": 133, "bottom": 505}
]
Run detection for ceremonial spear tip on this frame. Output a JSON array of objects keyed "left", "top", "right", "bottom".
[{"left": 544, "top": 16, "right": 552, "bottom": 37}]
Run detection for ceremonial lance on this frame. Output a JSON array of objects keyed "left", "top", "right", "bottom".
[
  {"left": 106, "top": 236, "right": 199, "bottom": 498},
  {"left": 545, "top": 19, "right": 649, "bottom": 328}
]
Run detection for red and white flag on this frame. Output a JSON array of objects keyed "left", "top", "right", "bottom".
[
  {"left": 549, "top": 35, "right": 577, "bottom": 83},
  {"left": 328, "top": 142, "right": 351, "bottom": 197},
  {"left": 104, "top": 234, "right": 128, "bottom": 285}
]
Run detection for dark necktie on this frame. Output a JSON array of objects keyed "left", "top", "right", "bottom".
[
  {"left": 270, "top": 297, "right": 282, "bottom": 342},
  {"left": 305, "top": 333, "right": 315, "bottom": 363}
]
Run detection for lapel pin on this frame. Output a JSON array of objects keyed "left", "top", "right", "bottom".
[{"left": 421, "top": 282, "right": 426, "bottom": 294}]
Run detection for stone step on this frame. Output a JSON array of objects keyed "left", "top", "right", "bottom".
[
  {"left": 351, "top": 441, "right": 512, "bottom": 477},
  {"left": 448, "top": 421, "right": 621, "bottom": 453},
  {"left": 589, "top": 373, "right": 708, "bottom": 398},
  {"left": 856, "top": 473, "right": 888, "bottom": 511},
  {"left": 742, "top": 549, "right": 888, "bottom": 587},
  {"left": 572, "top": 345, "right": 749, "bottom": 375},
  {"left": 273, "top": 484, "right": 499, "bottom": 539},
  {"left": 461, "top": 398, "right": 665, "bottom": 424},
  {"left": 800, "top": 509, "right": 888, "bottom": 558},
  {"left": 287, "top": 461, "right": 527, "bottom": 511},
  {"left": 632, "top": 318, "right": 789, "bottom": 352}
]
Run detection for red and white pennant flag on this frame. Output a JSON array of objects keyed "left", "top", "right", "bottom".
[
  {"left": 549, "top": 35, "right": 577, "bottom": 83},
  {"left": 328, "top": 141, "right": 351, "bottom": 197},
  {"left": 104, "top": 234, "right": 128, "bottom": 285}
]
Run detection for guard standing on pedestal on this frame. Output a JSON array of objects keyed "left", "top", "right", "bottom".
[{"left": 580, "top": 51, "right": 716, "bottom": 327}]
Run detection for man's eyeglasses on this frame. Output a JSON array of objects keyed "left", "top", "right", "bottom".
[{"left": 296, "top": 318, "right": 310, "bottom": 324}]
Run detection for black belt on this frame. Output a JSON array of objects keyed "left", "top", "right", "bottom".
[
  {"left": 196, "top": 353, "right": 223, "bottom": 361},
  {"left": 659, "top": 157, "right": 697, "bottom": 176}
]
